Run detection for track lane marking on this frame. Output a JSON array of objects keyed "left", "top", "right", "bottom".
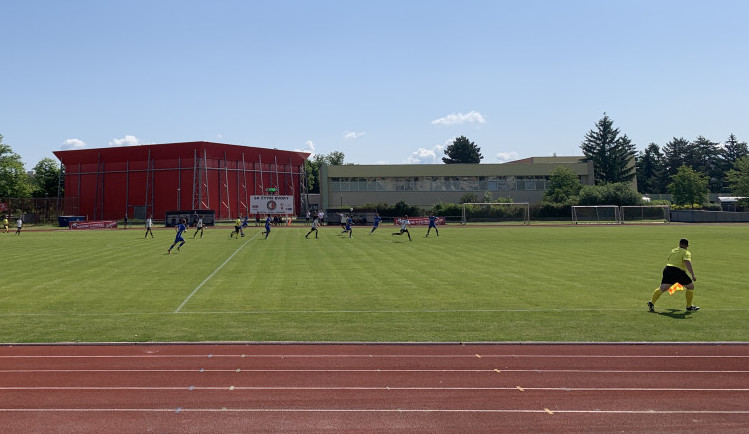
[
  {"left": 0, "top": 386, "right": 746, "bottom": 391},
  {"left": 0, "top": 409, "right": 747, "bottom": 414}
]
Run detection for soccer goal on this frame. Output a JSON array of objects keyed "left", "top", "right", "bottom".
[
  {"left": 460, "top": 202, "right": 530, "bottom": 225},
  {"left": 620, "top": 205, "right": 671, "bottom": 224},
  {"left": 571, "top": 205, "right": 621, "bottom": 224}
]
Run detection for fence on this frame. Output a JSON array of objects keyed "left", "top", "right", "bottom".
[{"left": 0, "top": 197, "right": 78, "bottom": 225}]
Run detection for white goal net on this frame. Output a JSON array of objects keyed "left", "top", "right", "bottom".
[
  {"left": 571, "top": 205, "right": 621, "bottom": 224},
  {"left": 461, "top": 202, "right": 530, "bottom": 225},
  {"left": 620, "top": 205, "right": 671, "bottom": 224}
]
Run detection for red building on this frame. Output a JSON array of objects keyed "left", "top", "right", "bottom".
[{"left": 54, "top": 141, "right": 310, "bottom": 221}]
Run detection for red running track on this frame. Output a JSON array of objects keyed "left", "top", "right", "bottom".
[{"left": 0, "top": 343, "right": 747, "bottom": 433}]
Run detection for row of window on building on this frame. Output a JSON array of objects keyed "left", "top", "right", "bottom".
[{"left": 330, "top": 176, "right": 557, "bottom": 192}]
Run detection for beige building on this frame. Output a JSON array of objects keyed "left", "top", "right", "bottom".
[{"left": 319, "top": 156, "right": 596, "bottom": 211}]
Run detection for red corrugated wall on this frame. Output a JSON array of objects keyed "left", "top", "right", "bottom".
[{"left": 53, "top": 142, "right": 309, "bottom": 221}]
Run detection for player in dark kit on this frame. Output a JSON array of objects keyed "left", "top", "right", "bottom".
[
  {"left": 426, "top": 212, "right": 439, "bottom": 237},
  {"left": 168, "top": 218, "right": 187, "bottom": 254}
]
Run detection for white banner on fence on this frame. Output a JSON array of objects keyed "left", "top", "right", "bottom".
[
  {"left": 250, "top": 195, "right": 294, "bottom": 215},
  {"left": 69, "top": 220, "right": 118, "bottom": 230}
]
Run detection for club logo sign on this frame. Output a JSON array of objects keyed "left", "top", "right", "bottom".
[{"left": 250, "top": 195, "right": 294, "bottom": 215}]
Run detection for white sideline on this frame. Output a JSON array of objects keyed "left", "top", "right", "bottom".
[{"left": 173, "top": 231, "right": 259, "bottom": 313}]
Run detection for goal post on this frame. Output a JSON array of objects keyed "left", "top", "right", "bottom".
[
  {"left": 620, "top": 205, "right": 671, "bottom": 224},
  {"left": 571, "top": 205, "right": 621, "bottom": 224},
  {"left": 460, "top": 202, "right": 530, "bottom": 225}
]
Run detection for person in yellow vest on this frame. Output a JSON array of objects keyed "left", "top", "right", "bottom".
[
  {"left": 2, "top": 216, "right": 8, "bottom": 233},
  {"left": 230, "top": 217, "right": 243, "bottom": 238},
  {"left": 648, "top": 238, "right": 698, "bottom": 313}
]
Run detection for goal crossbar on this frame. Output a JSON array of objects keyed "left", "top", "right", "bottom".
[
  {"left": 620, "top": 205, "right": 671, "bottom": 223},
  {"left": 571, "top": 205, "right": 621, "bottom": 224}
]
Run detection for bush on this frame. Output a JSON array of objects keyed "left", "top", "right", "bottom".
[
  {"left": 579, "top": 183, "right": 642, "bottom": 206},
  {"left": 362, "top": 201, "right": 423, "bottom": 217},
  {"left": 532, "top": 202, "right": 572, "bottom": 219}
]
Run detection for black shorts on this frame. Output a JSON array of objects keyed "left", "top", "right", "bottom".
[{"left": 661, "top": 266, "right": 692, "bottom": 286}]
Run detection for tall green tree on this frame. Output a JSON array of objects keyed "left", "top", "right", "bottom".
[
  {"left": 723, "top": 134, "right": 748, "bottom": 166},
  {"left": 0, "top": 135, "right": 33, "bottom": 198},
  {"left": 580, "top": 114, "right": 636, "bottom": 184},
  {"left": 543, "top": 166, "right": 582, "bottom": 203},
  {"left": 305, "top": 151, "right": 346, "bottom": 193},
  {"left": 668, "top": 165, "right": 709, "bottom": 208},
  {"left": 662, "top": 137, "right": 691, "bottom": 177},
  {"left": 32, "top": 157, "right": 63, "bottom": 198},
  {"left": 442, "top": 136, "right": 483, "bottom": 164},
  {"left": 725, "top": 156, "right": 749, "bottom": 203},
  {"left": 636, "top": 143, "right": 667, "bottom": 194},
  {"left": 691, "top": 136, "right": 724, "bottom": 193},
  {"left": 663, "top": 136, "right": 724, "bottom": 192}
]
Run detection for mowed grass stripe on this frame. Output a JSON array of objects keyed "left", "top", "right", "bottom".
[{"left": 0, "top": 223, "right": 746, "bottom": 342}]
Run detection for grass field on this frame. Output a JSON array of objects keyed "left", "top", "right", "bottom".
[{"left": 1, "top": 222, "right": 746, "bottom": 343}]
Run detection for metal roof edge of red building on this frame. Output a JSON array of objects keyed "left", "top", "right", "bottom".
[{"left": 53, "top": 141, "right": 311, "bottom": 164}]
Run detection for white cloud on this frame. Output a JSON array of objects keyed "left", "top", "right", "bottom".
[
  {"left": 109, "top": 135, "right": 142, "bottom": 147},
  {"left": 431, "top": 110, "right": 486, "bottom": 126},
  {"left": 343, "top": 131, "right": 366, "bottom": 140},
  {"left": 496, "top": 151, "right": 520, "bottom": 163},
  {"left": 295, "top": 140, "right": 316, "bottom": 157},
  {"left": 407, "top": 142, "right": 447, "bottom": 164},
  {"left": 61, "top": 139, "right": 86, "bottom": 150}
]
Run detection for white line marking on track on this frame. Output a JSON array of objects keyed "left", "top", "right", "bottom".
[
  {"left": 1, "top": 354, "right": 747, "bottom": 359},
  {"left": 0, "top": 408, "right": 747, "bottom": 414},
  {"left": 1, "top": 386, "right": 746, "bottom": 392},
  {"left": 1, "top": 368, "right": 748, "bottom": 374},
  {"left": 173, "top": 232, "right": 259, "bottom": 313}
]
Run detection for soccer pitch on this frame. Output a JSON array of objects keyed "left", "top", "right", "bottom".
[{"left": 1, "top": 223, "right": 746, "bottom": 343}]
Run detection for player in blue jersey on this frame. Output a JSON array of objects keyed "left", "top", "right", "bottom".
[
  {"left": 369, "top": 213, "right": 382, "bottom": 234},
  {"left": 340, "top": 214, "right": 353, "bottom": 238},
  {"left": 261, "top": 214, "right": 272, "bottom": 239},
  {"left": 426, "top": 212, "right": 439, "bottom": 237},
  {"left": 167, "top": 218, "right": 187, "bottom": 254}
]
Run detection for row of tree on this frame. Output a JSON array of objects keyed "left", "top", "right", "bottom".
[
  {"left": 0, "top": 135, "right": 63, "bottom": 198},
  {"left": 636, "top": 134, "right": 748, "bottom": 194},
  {"left": 578, "top": 114, "right": 749, "bottom": 206}
]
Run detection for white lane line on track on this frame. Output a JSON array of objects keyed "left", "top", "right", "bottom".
[
  {"left": 1, "top": 369, "right": 749, "bottom": 374},
  {"left": 173, "top": 232, "right": 259, "bottom": 313},
  {"left": 2, "top": 354, "right": 748, "bottom": 359},
  {"left": 1, "top": 386, "right": 748, "bottom": 392},
  {"left": 0, "top": 409, "right": 747, "bottom": 414}
]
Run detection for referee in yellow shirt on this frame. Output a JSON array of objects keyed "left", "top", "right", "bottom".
[{"left": 648, "top": 238, "right": 699, "bottom": 312}]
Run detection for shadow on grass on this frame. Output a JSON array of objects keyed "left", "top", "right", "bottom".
[{"left": 655, "top": 308, "right": 697, "bottom": 319}]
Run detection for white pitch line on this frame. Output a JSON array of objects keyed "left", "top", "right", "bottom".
[
  {"left": 0, "top": 408, "right": 747, "bottom": 415},
  {"left": 2, "top": 307, "right": 749, "bottom": 317},
  {"left": 173, "top": 232, "right": 259, "bottom": 313}
]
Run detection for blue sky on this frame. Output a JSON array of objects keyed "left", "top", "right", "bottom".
[{"left": 2, "top": 0, "right": 748, "bottom": 170}]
